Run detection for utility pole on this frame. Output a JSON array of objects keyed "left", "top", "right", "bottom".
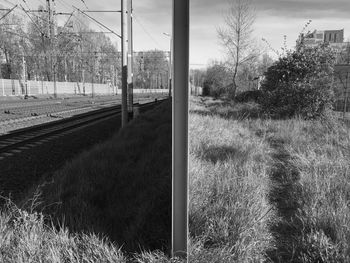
[
  {"left": 92, "top": 51, "right": 97, "bottom": 98},
  {"left": 172, "top": 0, "right": 189, "bottom": 258},
  {"left": 111, "top": 64, "right": 115, "bottom": 94},
  {"left": 47, "top": 0, "right": 57, "bottom": 98},
  {"left": 121, "top": 0, "right": 128, "bottom": 127},
  {"left": 344, "top": 71, "right": 349, "bottom": 119},
  {"left": 169, "top": 39, "right": 172, "bottom": 97},
  {"left": 127, "top": 0, "right": 134, "bottom": 120},
  {"left": 82, "top": 68, "right": 85, "bottom": 95},
  {"left": 163, "top": 33, "right": 172, "bottom": 97},
  {"left": 80, "top": 39, "right": 85, "bottom": 95},
  {"left": 52, "top": 0, "right": 57, "bottom": 98},
  {"left": 22, "top": 56, "right": 27, "bottom": 96}
]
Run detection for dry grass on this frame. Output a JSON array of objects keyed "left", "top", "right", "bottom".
[
  {"left": 189, "top": 96, "right": 350, "bottom": 262},
  {"left": 0, "top": 198, "right": 127, "bottom": 262},
  {"left": 0, "top": 99, "right": 179, "bottom": 263},
  {"left": 189, "top": 97, "right": 272, "bottom": 262},
  {"left": 35, "top": 100, "right": 172, "bottom": 254}
]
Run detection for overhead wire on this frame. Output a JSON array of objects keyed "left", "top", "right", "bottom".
[
  {"left": 72, "top": 5, "right": 120, "bottom": 38},
  {"left": 77, "top": 0, "right": 88, "bottom": 10},
  {"left": 19, "top": 4, "right": 47, "bottom": 37},
  {"left": 133, "top": 13, "right": 162, "bottom": 50},
  {"left": 0, "top": 0, "right": 27, "bottom": 21},
  {"left": 56, "top": 0, "right": 98, "bottom": 43},
  {"left": 57, "top": 0, "right": 121, "bottom": 41},
  {"left": 0, "top": 4, "right": 17, "bottom": 21}
]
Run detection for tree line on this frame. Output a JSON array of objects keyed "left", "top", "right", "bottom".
[{"left": 0, "top": 5, "right": 169, "bottom": 89}]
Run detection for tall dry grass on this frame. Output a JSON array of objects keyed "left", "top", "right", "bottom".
[
  {"left": 189, "top": 97, "right": 273, "bottom": 262},
  {"left": 0, "top": 198, "right": 127, "bottom": 262},
  {"left": 0, "top": 100, "right": 179, "bottom": 263},
  {"left": 189, "top": 96, "right": 350, "bottom": 262}
]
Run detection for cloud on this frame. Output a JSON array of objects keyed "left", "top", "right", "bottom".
[
  {"left": 255, "top": 0, "right": 350, "bottom": 18},
  {"left": 191, "top": 0, "right": 350, "bottom": 20}
]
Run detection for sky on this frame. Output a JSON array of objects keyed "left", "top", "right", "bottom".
[{"left": 4, "top": 0, "right": 350, "bottom": 69}]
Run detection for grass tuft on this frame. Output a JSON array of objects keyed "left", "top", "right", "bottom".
[
  {"left": 0, "top": 198, "right": 127, "bottom": 262},
  {"left": 189, "top": 96, "right": 350, "bottom": 262}
]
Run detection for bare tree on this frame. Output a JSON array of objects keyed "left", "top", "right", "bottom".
[{"left": 217, "top": 0, "right": 258, "bottom": 97}]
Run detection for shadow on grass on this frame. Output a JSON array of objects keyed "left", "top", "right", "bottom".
[
  {"left": 200, "top": 145, "right": 243, "bottom": 164},
  {"left": 190, "top": 96, "right": 263, "bottom": 120},
  {"left": 266, "top": 137, "right": 307, "bottom": 263},
  {"left": 265, "top": 136, "right": 343, "bottom": 262},
  {"left": 27, "top": 100, "right": 172, "bottom": 256}
]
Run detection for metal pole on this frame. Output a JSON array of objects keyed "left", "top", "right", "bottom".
[
  {"left": 164, "top": 33, "right": 173, "bottom": 97},
  {"left": 127, "top": 0, "right": 133, "bottom": 120},
  {"left": 92, "top": 59, "right": 94, "bottom": 98},
  {"left": 23, "top": 56, "right": 27, "bottom": 96},
  {"left": 344, "top": 71, "right": 349, "bottom": 119},
  {"left": 112, "top": 64, "right": 115, "bottom": 94},
  {"left": 172, "top": 0, "right": 189, "bottom": 258},
  {"left": 82, "top": 69, "right": 85, "bottom": 95},
  {"left": 121, "top": 0, "right": 128, "bottom": 127},
  {"left": 169, "top": 37, "right": 172, "bottom": 97},
  {"left": 51, "top": 0, "right": 58, "bottom": 98}
]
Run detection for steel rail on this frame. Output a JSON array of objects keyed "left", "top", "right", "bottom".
[{"left": 0, "top": 99, "right": 167, "bottom": 155}]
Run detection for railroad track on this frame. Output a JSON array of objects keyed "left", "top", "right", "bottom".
[{"left": 0, "top": 99, "right": 166, "bottom": 160}]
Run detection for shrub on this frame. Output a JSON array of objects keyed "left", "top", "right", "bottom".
[
  {"left": 260, "top": 43, "right": 336, "bottom": 119},
  {"left": 235, "top": 90, "right": 263, "bottom": 103},
  {"left": 202, "top": 81, "right": 211, "bottom": 96},
  {"left": 203, "top": 61, "right": 230, "bottom": 98}
]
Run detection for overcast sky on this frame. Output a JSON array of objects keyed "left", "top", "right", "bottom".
[{"left": 7, "top": 0, "right": 350, "bottom": 69}]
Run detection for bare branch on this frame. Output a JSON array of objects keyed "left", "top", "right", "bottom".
[{"left": 217, "top": 0, "right": 257, "bottom": 96}]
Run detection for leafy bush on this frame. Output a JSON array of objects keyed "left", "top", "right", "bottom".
[
  {"left": 260, "top": 43, "right": 336, "bottom": 119},
  {"left": 235, "top": 90, "right": 263, "bottom": 103},
  {"left": 203, "top": 61, "right": 230, "bottom": 98},
  {"left": 202, "top": 81, "right": 211, "bottom": 96}
]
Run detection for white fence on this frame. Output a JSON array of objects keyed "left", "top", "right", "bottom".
[
  {"left": 0, "top": 79, "right": 168, "bottom": 96},
  {"left": 190, "top": 85, "right": 203, "bottom": 96}
]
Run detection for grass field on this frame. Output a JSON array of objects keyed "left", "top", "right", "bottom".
[
  {"left": 188, "top": 97, "right": 350, "bottom": 262},
  {"left": 1, "top": 95, "right": 349, "bottom": 262},
  {"left": 0, "top": 99, "right": 178, "bottom": 262}
]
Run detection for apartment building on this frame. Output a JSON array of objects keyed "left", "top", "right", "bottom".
[
  {"left": 297, "top": 29, "right": 350, "bottom": 108},
  {"left": 297, "top": 29, "right": 344, "bottom": 46}
]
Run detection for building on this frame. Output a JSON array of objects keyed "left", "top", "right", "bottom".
[
  {"left": 296, "top": 28, "right": 350, "bottom": 64},
  {"left": 297, "top": 29, "right": 344, "bottom": 46},
  {"left": 297, "top": 29, "right": 350, "bottom": 111}
]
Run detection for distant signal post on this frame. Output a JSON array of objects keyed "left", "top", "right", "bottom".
[
  {"left": 127, "top": 0, "right": 134, "bottom": 120},
  {"left": 121, "top": 0, "right": 128, "bottom": 127}
]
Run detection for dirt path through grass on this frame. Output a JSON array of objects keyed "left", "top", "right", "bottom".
[
  {"left": 266, "top": 136, "right": 306, "bottom": 262},
  {"left": 189, "top": 97, "right": 350, "bottom": 262}
]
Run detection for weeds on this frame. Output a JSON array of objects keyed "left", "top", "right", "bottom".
[
  {"left": 189, "top": 96, "right": 350, "bottom": 262},
  {"left": 3, "top": 100, "right": 175, "bottom": 262},
  {"left": 0, "top": 197, "right": 127, "bottom": 262}
]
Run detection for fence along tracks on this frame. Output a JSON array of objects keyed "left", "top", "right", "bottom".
[{"left": 0, "top": 99, "right": 165, "bottom": 160}]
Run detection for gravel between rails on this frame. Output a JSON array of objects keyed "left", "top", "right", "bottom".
[{"left": 0, "top": 94, "right": 167, "bottom": 135}]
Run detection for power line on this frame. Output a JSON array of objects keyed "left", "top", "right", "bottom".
[
  {"left": 0, "top": 4, "right": 17, "bottom": 21},
  {"left": 0, "top": 0, "right": 27, "bottom": 20},
  {"left": 79, "top": 10, "right": 121, "bottom": 13},
  {"left": 77, "top": 0, "right": 88, "bottom": 10},
  {"left": 19, "top": 4, "right": 47, "bottom": 37},
  {"left": 72, "top": 5, "right": 121, "bottom": 38},
  {"left": 0, "top": 0, "right": 16, "bottom": 7},
  {"left": 60, "top": 10, "right": 74, "bottom": 31},
  {"left": 133, "top": 13, "right": 162, "bottom": 49},
  {"left": 56, "top": 0, "right": 109, "bottom": 38}
]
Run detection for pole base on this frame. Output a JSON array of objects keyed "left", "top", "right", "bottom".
[{"left": 128, "top": 111, "right": 134, "bottom": 121}]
